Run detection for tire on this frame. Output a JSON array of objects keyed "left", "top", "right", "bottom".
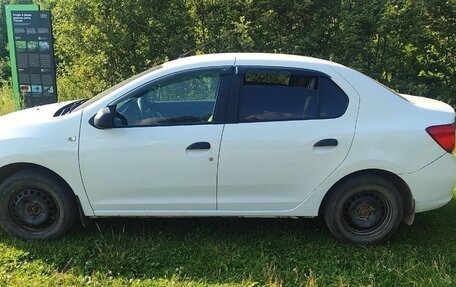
[
  {"left": 323, "top": 175, "right": 403, "bottom": 244},
  {"left": 0, "top": 168, "right": 77, "bottom": 240}
]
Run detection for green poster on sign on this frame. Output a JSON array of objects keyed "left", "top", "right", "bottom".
[{"left": 5, "top": 4, "right": 40, "bottom": 110}]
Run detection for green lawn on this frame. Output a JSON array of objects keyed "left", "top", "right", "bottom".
[{"left": 1, "top": 193, "right": 456, "bottom": 286}]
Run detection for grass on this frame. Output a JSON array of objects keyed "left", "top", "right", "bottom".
[
  {"left": 1, "top": 193, "right": 456, "bottom": 286},
  {"left": 0, "top": 80, "right": 16, "bottom": 115}
]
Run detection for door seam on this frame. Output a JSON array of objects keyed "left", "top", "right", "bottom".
[{"left": 215, "top": 124, "right": 226, "bottom": 210}]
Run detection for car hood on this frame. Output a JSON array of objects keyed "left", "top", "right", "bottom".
[{"left": 0, "top": 101, "right": 74, "bottom": 129}]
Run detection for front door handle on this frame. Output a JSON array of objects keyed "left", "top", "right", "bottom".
[
  {"left": 314, "top": 139, "right": 338, "bottom": 147},
  {"left": 186, "top": 142, "right": 211, "bottom": 150}
]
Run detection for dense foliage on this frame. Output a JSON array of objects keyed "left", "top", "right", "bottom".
[{"left": 0, "top": 0, "right": 454, "bottom": 107}]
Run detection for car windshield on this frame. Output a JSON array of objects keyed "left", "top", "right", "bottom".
[{"left": 72, "top": 65, "right": 163, "bottom": 112}]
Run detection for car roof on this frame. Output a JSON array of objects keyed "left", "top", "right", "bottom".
[{"left": 162, "top": 53, "right": 342, "bottom": 70}]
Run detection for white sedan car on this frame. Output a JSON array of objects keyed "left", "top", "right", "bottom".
[{"left": 0, "top": 53, "right": 454, "bottom": 243}]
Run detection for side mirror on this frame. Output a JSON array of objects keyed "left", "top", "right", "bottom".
[{"left": 93, "top": 106, "right": 115, "bottom": 129}]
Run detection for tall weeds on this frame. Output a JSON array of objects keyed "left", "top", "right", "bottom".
[{"left": 0, "top": 80, "right": 16, "bottom": 115}]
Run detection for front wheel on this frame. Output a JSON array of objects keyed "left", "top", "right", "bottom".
[
  {"left": 0, "top": 168, "right": 77, "bottom": 240},
  {"left": 323, "top": 175, "right": 403, "bottom": 244}
]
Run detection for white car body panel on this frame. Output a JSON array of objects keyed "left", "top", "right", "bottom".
[
  {"left": 79, "top": 125, "right": 224, "bottom": 212},
  {"left": 402, "top": 153, "right": 456, "bottom": 212},
  {"left": 217, "top": 55, "right": 360, "bottom": 210},
  {"left": 0, "top": 53, "right": 454, "bottom": 219},
  {"left": 78, "top": 55, "right": 235, "bottom": 214},
  {"left": 0, "top": 103, "right": 94, "bottom": 215}
]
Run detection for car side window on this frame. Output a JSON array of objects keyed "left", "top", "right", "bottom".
[
  {"left": 238, "top": 70, "right": 348, "bottom": 122},
  {"left": 318, "top": 77, "right": 349, "bottom": 118},
  {"left": 115, "top": 71, "right": 220, "bottom": 126}
]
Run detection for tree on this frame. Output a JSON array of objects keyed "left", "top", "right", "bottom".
[
  {"left": 38, "top": 0, "right": 196, "bottom": 100},
  {"left": 0, "top": 0, "right": 453, "bottom": 106}
]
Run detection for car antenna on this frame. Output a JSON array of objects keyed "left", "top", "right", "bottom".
[{"left": 179, "top": 28, "right": 238, "bottom": 58}]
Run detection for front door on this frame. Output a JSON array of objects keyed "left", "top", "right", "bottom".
[{"left": 79, "top": 68, "right": 231, "bottom": 214}]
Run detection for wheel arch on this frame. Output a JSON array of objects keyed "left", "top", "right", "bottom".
[
  {"left": 319, "top": 169, "right": 415, "bottom": 224},
  {"left": 0, "top": 163, "right": 70, "bottom": 189},
  {"left": 0, "top": 162, "right": 86, "bottom": 212},
  {"left": 0, "top": 162, "right": 93, "bottom": 227}
]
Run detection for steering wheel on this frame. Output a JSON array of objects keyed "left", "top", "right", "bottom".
[
  {"left": 150, "top": 111, "right": 164, "bottom": 119},
  {"left": 115, "top": 112, "right": 128, "bottom": 126}
]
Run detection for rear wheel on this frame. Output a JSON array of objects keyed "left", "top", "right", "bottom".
[
  {"left": 323, "top": 175, "right": 403, "bottom": 244},
  {"left": 0, "top": 168, "right": 77, "bottom": 240}
]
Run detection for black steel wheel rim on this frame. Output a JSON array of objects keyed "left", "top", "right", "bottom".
[
  {"left": 341, "top": 190, "right": 393, "bottom": 236},
  {"left": 8, "top": 188, "right": 58, "bottom": 232}
]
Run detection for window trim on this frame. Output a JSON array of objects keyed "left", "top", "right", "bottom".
[
  {"left": 236, "top": 66, "right": 330, "bottom": 77},
  {"left": 93, "top": 66, "right": 234, "bottom": 128}
]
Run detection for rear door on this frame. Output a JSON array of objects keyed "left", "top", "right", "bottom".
[{"left": 217, "top": 66, "right": 358, "bottom": 211}]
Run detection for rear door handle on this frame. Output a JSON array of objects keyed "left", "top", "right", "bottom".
[
  {"left": 186, "top": 142, "right": 211, "bottom": 150},
  {"left": 314, "top": 139, "right": 338, "bottom": 147}
]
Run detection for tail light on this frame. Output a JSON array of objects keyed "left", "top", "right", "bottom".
[{"left": 426, "top": 124, "right": 456, "bottom": 153}]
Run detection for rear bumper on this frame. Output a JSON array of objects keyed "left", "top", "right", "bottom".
[
  {"left": 415, "top": 196, "right": 452, "bottom": 213},
  {"left": 401, "top": 153, "right": 456, "bottom": 213}
]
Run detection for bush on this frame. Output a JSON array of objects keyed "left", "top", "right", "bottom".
[{"left": 0, "top": 80, "right": 16, "bottom": 115}]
